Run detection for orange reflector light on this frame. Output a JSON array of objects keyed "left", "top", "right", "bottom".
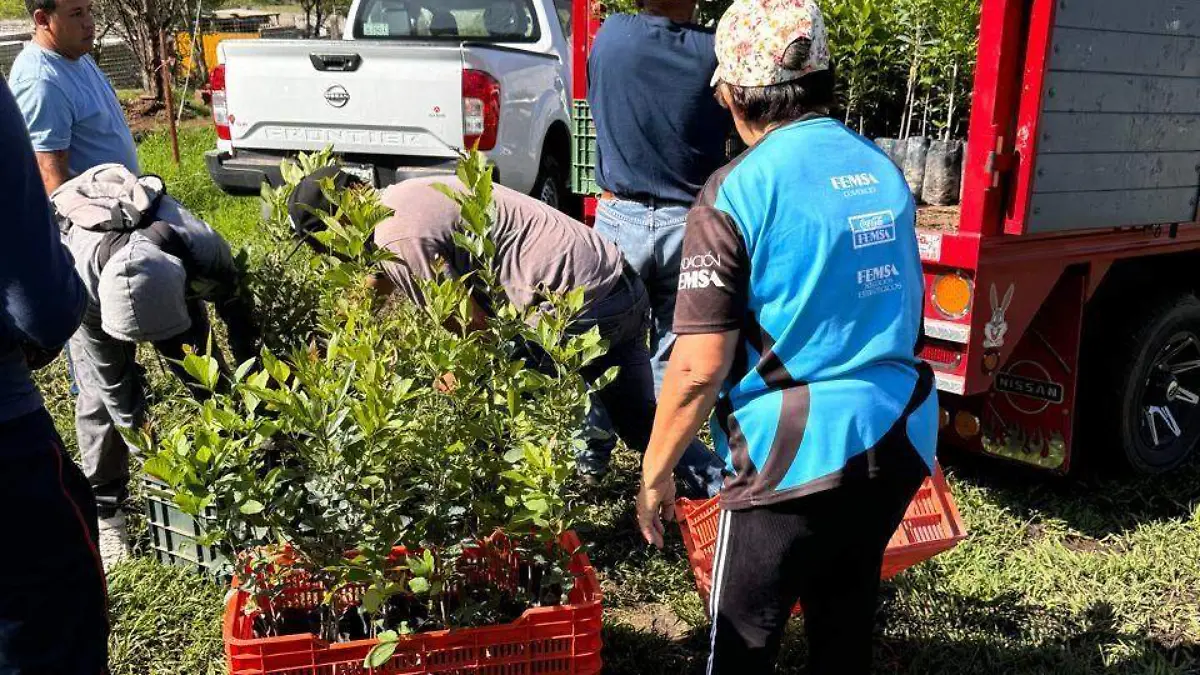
[
  {"left": 954, "top": 411, "right": 981, "bottom": 439},
  {"left": 932, "top": 273, "right": 974, "bottom": 319}
]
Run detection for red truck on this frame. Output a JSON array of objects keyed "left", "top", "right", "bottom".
[{"left": 570, "top": 0, "right": 1200, "bottom": 475}]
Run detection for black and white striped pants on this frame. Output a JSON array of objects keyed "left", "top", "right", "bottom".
[{"left": 705, "top": 457, "right": 926, "bottom": 674}]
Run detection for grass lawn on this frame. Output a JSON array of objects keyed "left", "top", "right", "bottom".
[
  {"left": 65, "top": 126, "right": 1200, "bottom": 674},
  {"left": 0, "top": 0, "right": 25, "bottom": 19}
]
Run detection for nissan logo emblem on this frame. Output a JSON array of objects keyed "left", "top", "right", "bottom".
[{"left": 324, "top": 85, "right": 350, "bottom": 108}]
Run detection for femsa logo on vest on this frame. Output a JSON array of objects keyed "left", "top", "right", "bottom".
[
  {"left": 848, "top": 210, "right": 896, "bottom": 249},
  {"left": 678, "top": 252, "right": 727, "bottom": 290},
  {"left": 830, "top": 172, "right": 880, "bottom": 198},
  {"left": 856, "top": 263, "right": 902, "bottom": 299}
]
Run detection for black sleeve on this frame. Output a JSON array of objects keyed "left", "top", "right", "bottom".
[{"left": 673, "top": 204, "right": 750, "bottom": 335}]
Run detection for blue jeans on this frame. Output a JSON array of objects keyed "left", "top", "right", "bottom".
[
  {"left": 64, "top": 343, "right": 79, "bottom": 397},
  {"left": 588, "top": 204, "right": 727, "bottom": 498},
  {"left": 593, "top": 198, "right": 690, "bottom": 393}
]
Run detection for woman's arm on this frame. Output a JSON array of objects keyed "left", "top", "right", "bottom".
[{"left": 637, "top": 330, "right": 739, "bottom": 548}]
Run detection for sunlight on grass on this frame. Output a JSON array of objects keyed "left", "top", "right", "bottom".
[{"left": 137, "top": 127, "right": 262, "bottom": 251}]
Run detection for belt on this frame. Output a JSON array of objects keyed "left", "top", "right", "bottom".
[{"left": 599, "top": 191, "right": 691, "bottom": 208}]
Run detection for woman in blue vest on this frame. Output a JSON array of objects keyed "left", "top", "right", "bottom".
[{"left": 635, "top": 1, "right": 938, "bottom": 673}]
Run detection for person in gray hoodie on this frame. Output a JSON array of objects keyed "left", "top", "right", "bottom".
[{"left": 52, "top": 163, "right": 261, "bottom": 569}]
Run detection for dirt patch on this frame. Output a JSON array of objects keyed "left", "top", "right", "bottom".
[
  {"left": 1062, "top": 535, "right": 1106, "bottom": 554},
  {"left": 122, "top": 94, "right": 210, "bottom": 137},
  {"left": 1027, "top": 523, "right": 1111, "bottom": 553},
  {"left": 609, "top": 603, "right": 691, "bottom": 642},
  {"left": 917, "top": 205, "right": 960, "bottom": 231}
]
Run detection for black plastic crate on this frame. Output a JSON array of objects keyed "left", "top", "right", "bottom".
[{"left": 143, "top": 476, "right": 225, "bottom": 577}]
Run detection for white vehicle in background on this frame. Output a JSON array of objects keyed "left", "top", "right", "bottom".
[{"left": 204, "top": 0, "right": 575, "bottom": 209}]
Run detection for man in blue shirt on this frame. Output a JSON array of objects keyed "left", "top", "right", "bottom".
[
  {"left": 584, "top": 0, "right": 731, "bottom": 493},
  {"left": 0, "top": 78, "right": 107, "bottom": 674},
  {"left": 9, "top": 0, "right": 139, "bottom": 194},
  {"left": 636, "top": 1, "right": 937, "bottom": 672}
]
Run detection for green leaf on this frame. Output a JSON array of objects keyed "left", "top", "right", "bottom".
[
  {"left": 408, "top": 576, "right": 431, "bottom": 594},
  {"left": 239, "top": 500, "right": 265, "bottom": 515},
  {"left": 364, "top": 631, "right": 399, "bottom": 668},
  {"left": 362, "top": 587, "right": 385, "bottom": 614},
  {"left": 234, "top": 359, "right": 256, "bottom": 383},
  {"left": 142, "top": 456, "right": 176, "bottom": 484}
]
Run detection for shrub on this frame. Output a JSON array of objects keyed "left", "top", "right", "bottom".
[{"left": 132, "top": 150, "right": 611, "bottom": 657}]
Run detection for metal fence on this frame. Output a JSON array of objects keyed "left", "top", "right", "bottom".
[{"left": 1, "top": 37, "right": 142, "bottom": 88}]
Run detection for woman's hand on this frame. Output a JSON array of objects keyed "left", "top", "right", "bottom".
[{"left": 636, "top": 476, "right": 677, "bottom": 549}]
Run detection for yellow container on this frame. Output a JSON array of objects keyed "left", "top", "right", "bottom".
[{"left": 176, "top": 31, "right": 261, "bottom": 77}]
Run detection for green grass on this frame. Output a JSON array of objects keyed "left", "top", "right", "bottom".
[
  {"left": 61, "top": 125, "right": 1200, "bottom": 674},
  {"left": 0, "top": 0, "right": 25, "bottom": 19},
  {"left": 137, "top": 128, "right": 262, "bottom": 251}
]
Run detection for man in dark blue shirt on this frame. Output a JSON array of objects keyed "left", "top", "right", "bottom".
[
  {"left": 0, "top": 78, "right": 108, "bottom": 674},
  {"left": 585, "top": 0, "right": 731, "bottom": 493}
]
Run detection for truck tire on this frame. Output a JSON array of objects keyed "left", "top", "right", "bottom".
[
  {"left": 1082, "top": 293, "right": 1200, "bottom": 474},
  {"left": 532, "top": 153, "right": 566, "bottom": 212}
]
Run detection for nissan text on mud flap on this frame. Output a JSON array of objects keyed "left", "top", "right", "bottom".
[{"left": 204, "top": 0, "right": 576, "bottom": 210}]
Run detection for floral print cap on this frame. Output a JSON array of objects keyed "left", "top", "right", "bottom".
[{"left": 711, "top": 0, "right": 830, "bottom": 88}]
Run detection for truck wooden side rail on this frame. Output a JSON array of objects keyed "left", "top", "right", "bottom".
[{"left": 571, "top": 0, "right": 1200, "bottom": 474}]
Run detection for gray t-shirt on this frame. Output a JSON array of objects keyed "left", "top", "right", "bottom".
[{"left": 375, "top": 177, "right": 624, "bottom": 312}]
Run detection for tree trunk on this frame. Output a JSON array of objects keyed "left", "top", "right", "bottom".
[
  {"left": 921, "top": 90, "right": 930, "bottom": 137},
  {"left": 900, "top": 24, "right": 923, "bottom": 139},
  {"left": 944, "top": 61, "right": 959, "bottom": 141},
  {"left": 145, "top": 28, "right": 165, "bottom": 103},
  {"left": 844, "top": 78, "right": 856, "bottom": 125}
]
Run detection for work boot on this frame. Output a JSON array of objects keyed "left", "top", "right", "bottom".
[{"left": 98, "top": 509, "right": 130, "bottom": 572}]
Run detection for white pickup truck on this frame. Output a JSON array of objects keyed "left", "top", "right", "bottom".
[{"left": 204, "top": 0, "right": 575, "bottom": 209}]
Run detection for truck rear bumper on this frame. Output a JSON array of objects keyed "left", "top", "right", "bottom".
[
  {"left": 205, "top": 149, "right": 462, "bottom": 193},
  {"left": 206, "top": 150, "right": 279, "bottom": 194}
]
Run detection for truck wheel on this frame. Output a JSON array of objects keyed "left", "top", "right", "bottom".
[
  {"left": 1085, "top": 293, "right": 1200, "bottom": 474},
  {"left": 532, "top": 153, "right": 566, "bottom": 212}
]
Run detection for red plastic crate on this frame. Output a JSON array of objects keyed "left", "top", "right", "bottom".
[
  {"left": 676, "top": 464, "right": 967, "bottom": 613},
  {"left": 224, "top": 532, "right": 603, "bottom": 674}
]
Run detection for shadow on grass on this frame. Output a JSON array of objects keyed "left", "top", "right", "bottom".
[
  {"left": 602, "top": 588, "right": 1199, "bottom": 675},
  {"left": 941, "top": 447, "right": 1200, "bottom": 540}
]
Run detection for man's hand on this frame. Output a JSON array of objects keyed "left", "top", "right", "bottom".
[
  {"left": 434, "top": 371, "right": 458, "bottom": 393},
  {"left": 365, "top": 271, "right": 395, "bottom": 297},
  {"left": 636, "top": 476, "right": 677, "bottom": 550}
]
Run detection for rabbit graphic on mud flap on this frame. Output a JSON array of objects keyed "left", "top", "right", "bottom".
[
  {"left": 983, "top": 283, "right": 1014, "bottom": 349},
  {"left": 980, "top": 283, "right": 1014, "bottom": 374}
]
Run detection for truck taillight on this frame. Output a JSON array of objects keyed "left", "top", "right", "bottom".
[
  {"left": 209, "top": 64, "right": 230, "bottom": 141},
  {"left": 462, "top": 69, "right": 500, "bottom": 151},
  {"left": 931, "top": 272, "right": 974, "bottom": 319}
]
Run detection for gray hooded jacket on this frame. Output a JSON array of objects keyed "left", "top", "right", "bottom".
[{"left": 51, "top": 163, "right": 240, "bottom": 343}]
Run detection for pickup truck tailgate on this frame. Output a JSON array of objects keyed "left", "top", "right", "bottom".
[{"left": 220, "top": 40, "right": 463, "bottom": 158}]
